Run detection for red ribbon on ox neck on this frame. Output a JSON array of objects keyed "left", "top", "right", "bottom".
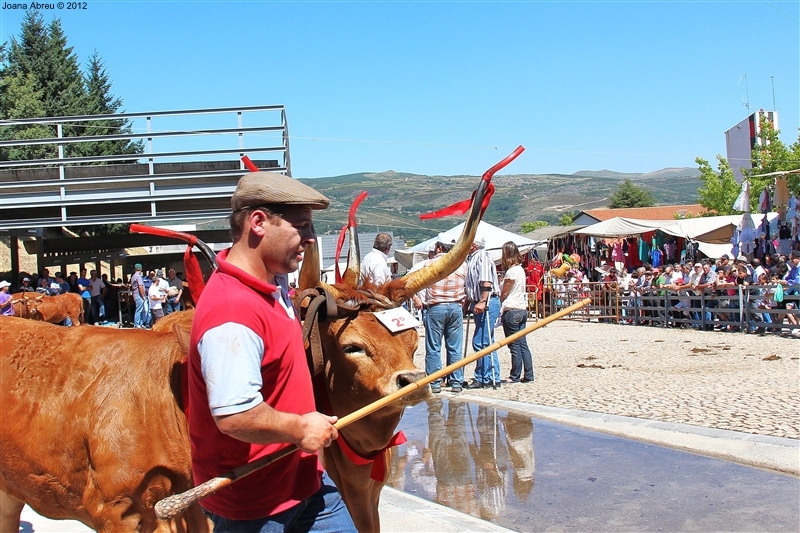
[{"left": 335, "top": 431, "right": 408, "bottom": 483}]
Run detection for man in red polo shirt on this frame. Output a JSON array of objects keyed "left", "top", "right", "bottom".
[{"left": 187, "top": 171, "right": 356, "bottom": 532}]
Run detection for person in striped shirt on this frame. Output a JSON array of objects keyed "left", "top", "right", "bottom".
[
  {"left": 465, "top": 238, "right": 502, "bottom": 389},
  {"left": 412, "top": 237, "right": 467, "bottom": 393}
]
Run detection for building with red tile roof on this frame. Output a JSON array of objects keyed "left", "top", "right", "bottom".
[{"left": 573, "top": 204, "right": 706, "bottom": 226}]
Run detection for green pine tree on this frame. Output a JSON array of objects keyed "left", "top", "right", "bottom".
[
  {"left": 1, "top": 11, "right": 86, "bottom": 151},
  {"left": 73, "top": 51, "right": 142, "bottom": 161}
]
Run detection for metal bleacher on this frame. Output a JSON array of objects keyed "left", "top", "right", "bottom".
[{"left": 0, "top": 105, "right": 291, "bottom": 230}]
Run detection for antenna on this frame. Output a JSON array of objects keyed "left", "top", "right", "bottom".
[
  {"left": 771, "top": 76, "right": 776, "bottom": 112},
  {"left": 738, "top": 74, "right": 750, "bottom": 115}
]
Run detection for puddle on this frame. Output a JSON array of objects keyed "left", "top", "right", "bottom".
[{"left": 387, "top": 397, "right": 799, "bottom": 531}]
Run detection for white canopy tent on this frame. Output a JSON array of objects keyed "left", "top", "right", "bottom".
[
  {"left": 575, "top": 215, "right": 778, "bottom": 240},
  {"left": 573, "top": 217, "right": 675, "bottom": 238},
  {"left": 394, "top": 221, "right": 546, "bottom": 268},
  {"left": 573, "top": 214, "right": 780, "bottom": 259}
]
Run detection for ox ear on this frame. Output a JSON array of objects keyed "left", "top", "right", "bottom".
[{"left": 172, "top": 323, "right": 191, "bottom": 354}]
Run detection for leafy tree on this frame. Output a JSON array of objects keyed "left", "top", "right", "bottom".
[
  {"left": 0, "top": 71, "right": 53, "bottom": 160},
  {"left": 521, "top": 220, "right": 548, "bottom": 233},
  {"left": 696, "top": 156, "right": 739, "bottom": 215},
  {"left": 608, "top": 179, "right": 655, "bottom": 208},
  {"left": 696, "top": 116, "right": 800, "bottom": 215},
  {"left": 746, "top": 117, "right": 800, "bottom": 197},
  {"left": 559, "top": 211, "right": 576, "bottom": 225}
]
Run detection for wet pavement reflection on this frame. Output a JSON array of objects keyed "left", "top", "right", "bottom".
[{"left": 387, "top": 397, "right": 799, "bottom": 532}]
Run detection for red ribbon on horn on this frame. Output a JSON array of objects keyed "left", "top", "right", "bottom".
[
  {"left": 419, "top": 183, "right": 495, "bottom": 220},
  {"left": 419, "top": 145, "right": 525, "bottom": 220},
  {"left": 334, "top": 191, "right": 368, "bottom": 283},
  {"left": 241, "top": 155, "right": 260, "bottom": 172}
]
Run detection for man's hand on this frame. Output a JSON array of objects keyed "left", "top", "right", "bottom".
[
  {"left": 297, "top": 412, "right": 339, "bottom": 453},
  {"left": 473, "top": 300, "right": 486, "bottom": 315}
]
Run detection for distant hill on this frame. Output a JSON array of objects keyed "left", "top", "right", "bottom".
[
  {"left": 295, "top": 167, "right": 704, "bottom": 245},
  {"left": 572, "top": 169, "right": 641, "bottom": 179},
  {"left": 573, "top": 167, "right": 701, "bottom": 180}
]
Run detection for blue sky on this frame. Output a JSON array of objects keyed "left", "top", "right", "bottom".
[{"left": 1, "top": 1, "right": 798, "bottom": 179}]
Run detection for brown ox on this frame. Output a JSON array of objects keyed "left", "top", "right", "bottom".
[
  {"left": 287, "top": 192, "right": 483, "bottom": 532},
  {"left": 10, "top": 292, "right": 84, "bottom": 326},
  {"left": 0, "top": 316, "right": 210, "bottom": 533}
]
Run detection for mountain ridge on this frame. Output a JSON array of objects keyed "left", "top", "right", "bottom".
[{"left": 292, "top": 166, "right": 704, "bottom": 244}]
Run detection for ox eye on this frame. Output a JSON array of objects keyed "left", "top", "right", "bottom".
[{"left": 342, "top": 345, "right": 366, "bottom": 356}]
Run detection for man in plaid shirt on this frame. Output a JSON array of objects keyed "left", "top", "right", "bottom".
[{"left": 412, "top": 236, "right": 467, "bottom": 393}]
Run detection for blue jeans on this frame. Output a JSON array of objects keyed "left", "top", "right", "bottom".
[
  {"left": 91, "top": 295, "right": 105, "bottom": 323},
  {"left": 704, "top": 299, "right": 719, "bottom": 324},
  {"left": 502, "top": 309, "right": 534, "bottom": 381},
  {"left": 133, "top": 293, "right": 147, "bottom": 328},
  {"left": 424, "top": 302, "right": 464, "bottom": 386},
  {"left": 165, "top": 296, "right": 181, "bottom": 315},
  {"left": 203, "top": 472, "right": 355, "bottom": 533},
  {"left": 471, "top": 295, "right": 501, "bottom": 384}
]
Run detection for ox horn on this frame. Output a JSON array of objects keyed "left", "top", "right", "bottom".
[
  {"left": 298, "top": 224, "right": 345, "bottom": 300},
  {"left": 341, "top": 191, "right": 367, "bottom": 288},
  {"left": 387, "top": 146, "right": 525, "bottom": 302},
  {"left": 299, "top": 224, "right": 324, "bottom": 291}
]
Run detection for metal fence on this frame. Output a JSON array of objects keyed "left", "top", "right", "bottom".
[{"left": 538, "top": 281, "right": 800, "bottom": 334}]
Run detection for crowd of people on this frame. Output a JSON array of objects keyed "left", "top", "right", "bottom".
[
  {"left": 552, "top": 249, "right": 800, "bottom": 336},
  {"left": 0, "top": 265, "right": 185, "bottom": 327}
]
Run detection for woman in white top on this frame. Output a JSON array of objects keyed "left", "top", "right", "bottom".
[{"left": 499, "top": 241, "right": 534, "bottom": 383}]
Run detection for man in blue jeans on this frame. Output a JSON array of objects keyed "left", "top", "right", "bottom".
[
  {"left": 130, "top": 263, "right": 147, "bottom": 328},
  {"left": 411, "top": 238, "right": 466, "bottom": 393},
  {"left": 465, "top": 238, "right": 502, "bottom": 389}
]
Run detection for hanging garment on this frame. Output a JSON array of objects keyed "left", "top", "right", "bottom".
[
  {"left": 664, "top": 242, "right": 676, "bottom": 263},
  {"left": 650, "top": 248, "right": 663, "bottom": 268},
  {"left": 733, "top": 181, "right": 751, "bottom": 212}
]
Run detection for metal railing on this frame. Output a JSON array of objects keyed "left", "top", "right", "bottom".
[
  {"left": 538, "top": 281, "right": 800, "bottom": 334},
  {"left": 0, "top": 105, "right": 291, "bottom": 229}
]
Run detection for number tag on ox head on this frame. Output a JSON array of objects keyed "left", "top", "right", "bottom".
[{"left": 374, "top": 307, "right": 421, "bottom": 333}]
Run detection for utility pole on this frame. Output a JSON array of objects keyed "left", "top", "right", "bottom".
[{"left": 771, "top": 76, "right": 776, "bottom": 112}]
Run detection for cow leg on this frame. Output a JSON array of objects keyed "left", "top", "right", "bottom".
[{"left": 0, "top": 490, "right": 25, "bottom": 533}]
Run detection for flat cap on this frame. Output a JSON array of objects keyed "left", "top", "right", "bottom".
[
  {"left": 791, "top": 250, "right": 800, "bottom": 259},
  {"left": 231, "top": 171, "right": 330, "bottom": 211}
]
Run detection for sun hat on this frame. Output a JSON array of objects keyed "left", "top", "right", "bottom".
[
  {"left": 0, "top": 281, "right": 10, "bottom": 289},
  {"left": 22, "top": 277, "right": 30, "bottom": 282},
  {"left": 231, "top": 171, "right": 330, "bottom": 211}
]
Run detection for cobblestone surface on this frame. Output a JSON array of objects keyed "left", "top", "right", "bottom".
[{"left": 414, "top": 319, "right": 800, "bottom": 439}]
